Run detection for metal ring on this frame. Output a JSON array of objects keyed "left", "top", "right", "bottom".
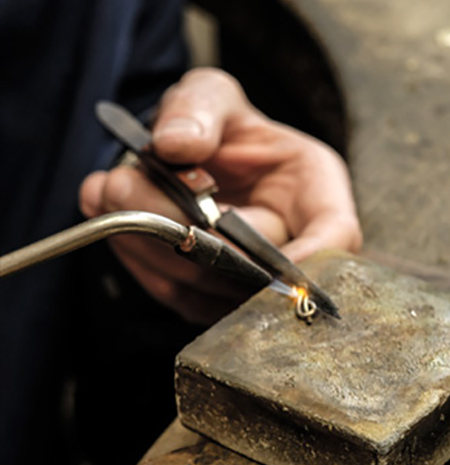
[{"left": 296, "top": 294, "right": 317, "bottom": 323}]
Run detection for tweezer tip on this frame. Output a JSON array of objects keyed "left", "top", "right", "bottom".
[
  {"left": 327, "top": 306, "right": 342, "bottom": 320},
  {"left": 320, "top": 301, "right": 341, "bottom": 320}
]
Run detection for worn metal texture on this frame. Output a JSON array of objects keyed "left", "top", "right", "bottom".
[
  {"left": 140, "top": 441, "right": 255, "bottom": 465},
  {"left": 176, "top": 251, "right": 450, "bottom": 465}
]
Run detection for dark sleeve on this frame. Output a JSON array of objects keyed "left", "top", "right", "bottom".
[{"left": 117, "top": 0, "right": 189, "bottom": 115}]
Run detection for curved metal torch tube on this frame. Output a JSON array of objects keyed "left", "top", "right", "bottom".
[
  {"left": 0, "top": 211, "right": 188, "bottom": 278},
  {"left": 0, "top": 211, "right": 272, "bottom": 291}
]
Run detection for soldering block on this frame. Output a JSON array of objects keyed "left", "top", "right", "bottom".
[{"left": 175, "top": 251, "right": 450, "bottom": 465}]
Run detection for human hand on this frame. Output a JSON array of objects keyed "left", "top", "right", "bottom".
[{"left": 79, "top": 68, "right": 362, "bottom": 324}]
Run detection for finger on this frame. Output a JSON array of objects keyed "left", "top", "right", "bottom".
[
  {"left": 101, "top": 166, "right": 191, "bottom": 224},
  {"left": 280, "top": 212, "right": 363, "bottom": 263},
  {"left": 157, "top": 282, "right": 245, "bottom": 325},
  {"left": 109, "top": 234, "right": 254, "bottom": 300},
  {"left": 249, "top": 140, "right": 353, "bottom": 236},
  {"left": 153, "top": 68, "right": 251, "bottom": 164},
  {"left": 79, "top": 170, "right": 109, "bottom": 218},
  {"left": 232, "top": 206, "right": 290, "bottom": 247},
  {"left": 113, "top": 244, "right": 252, "bottom": 325}
]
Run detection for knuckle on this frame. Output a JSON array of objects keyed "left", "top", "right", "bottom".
[
  {"left": 179, "top": 68, "right": 246, "bottom": 107},
  {"left": 184, "top": 67, "right": 239, "bottom": 89},
  {"left": 102, "top": 168, "right": 133, "bottom": 211},
  {"left": 161, "top": 82, "right": 194, "bottom": 106},
  {"left": 150, "top": 278, "right": 176, "bottom": 304}
]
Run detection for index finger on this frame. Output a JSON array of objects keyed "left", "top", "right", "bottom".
[{"left": 281, "top": 212, "right": 363, "bottom": 263}]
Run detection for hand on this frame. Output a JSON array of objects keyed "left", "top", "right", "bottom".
[{"left": 79, "top": 68, "right": 362, "bottom": 324}]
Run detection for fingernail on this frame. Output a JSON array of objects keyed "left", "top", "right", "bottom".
[{"left": 154, "top": 118, "right": 203, "bottom": 140}]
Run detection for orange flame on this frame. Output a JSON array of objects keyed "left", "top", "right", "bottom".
[{"left": 294, "top": 286, "right": 308, "bottom": 299}]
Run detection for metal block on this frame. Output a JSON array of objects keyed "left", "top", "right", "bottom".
[
  {"left": 175, "top": 251, "right": 450, "bottom": 465},
  {"left": 140, "top": 442, "right": 255, "bottom": 465}
]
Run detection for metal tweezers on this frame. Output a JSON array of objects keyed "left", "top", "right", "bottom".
[{"left": 96, "top": 102, "right": 340, "bottom": 320}]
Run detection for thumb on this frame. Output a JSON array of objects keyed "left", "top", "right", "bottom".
[{"left": 152, "top": 68, "right": 249, "bottom": 164}]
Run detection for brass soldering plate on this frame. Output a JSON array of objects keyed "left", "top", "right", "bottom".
[{"left": 175, "top": 251, "right": 450, "bottom": 465}]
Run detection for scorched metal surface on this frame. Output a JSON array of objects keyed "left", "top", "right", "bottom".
[{"left": 175, "top": 250, "right": 450, "bottom": 465}]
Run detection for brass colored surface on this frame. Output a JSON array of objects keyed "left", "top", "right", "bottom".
[
  {"left": 176, "top": 251, "right": 450, "bottom": 465},
  {"left": 140, "top": 442, "right": 255, "bottom": 465},
  {"left": 141, "top": 418, "right": 204, "bottom": 462},
  {"left": 0, "top": 211, "right": 272, "bottom": 291}
]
